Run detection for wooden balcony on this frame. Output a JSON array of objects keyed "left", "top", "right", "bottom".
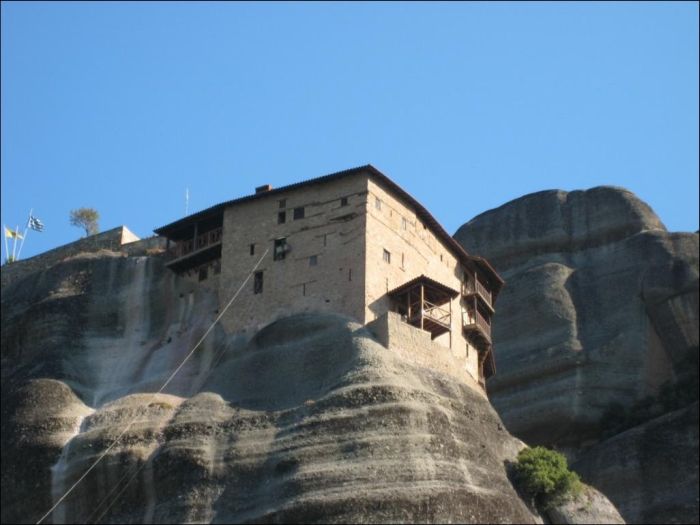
[
  {"left": 408, "top": 299, "right": 451, "bottom": 338},
  {"left": 388, "top": 275, "right": 459, "bottom": 340},
  {"left": 463, "top": 308, "right": 492, "bottom": 344},
  {"left": 166, "top": 227, "right": 222, "bottom": 273},
  {"left": 462, "top": 278, "right": 494, "bottom": 312}
]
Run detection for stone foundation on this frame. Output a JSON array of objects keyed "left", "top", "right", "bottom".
[{"left": 367, "top": 311, "right": 485, "bottom": 397}]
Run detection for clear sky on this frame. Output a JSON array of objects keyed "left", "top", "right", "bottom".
[{"left": 2, "top": 1, "right": 698, "bottom": 260}]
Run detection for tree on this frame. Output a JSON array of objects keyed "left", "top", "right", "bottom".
[
  {"left": 514, "top": 446, "right": 582, "bottom": 509},
  {"left": 69, "top": 208, "right": 100, "bottom": 237}
]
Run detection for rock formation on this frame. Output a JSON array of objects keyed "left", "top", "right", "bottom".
[
  {"left": 1, "top": 249, "right": 555, "bottom": 524},
  {"left": 455, "top": 186, "right": 699, "bottom": 523}
]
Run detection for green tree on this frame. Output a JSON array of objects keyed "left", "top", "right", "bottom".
[
  {"left": 514, "top": 446, "right": 582, "bottom": 509},
  {"left": 69, "top": 207, "right": 100, "bottom": 237}
]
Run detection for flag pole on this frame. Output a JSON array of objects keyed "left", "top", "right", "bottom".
[
  {"left": 16, "top": 208, "right": 32, "bottom": 260},
  {"left": 12, "top": 224, "right": 19, "bottom": 261},
  {"left": 3, "top": 224, "right": 10, "bottom": 263}
]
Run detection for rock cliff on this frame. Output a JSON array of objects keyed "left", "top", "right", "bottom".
[
  {"left": 455, "top": 186, "right": 699, "bottom": 523},
  {"left": 1, "top": 250, "right": 554, "bottom": 524}
]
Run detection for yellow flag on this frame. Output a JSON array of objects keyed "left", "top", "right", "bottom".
[{"left": 4, "top": 227, "right": 23, "bottom": 239}]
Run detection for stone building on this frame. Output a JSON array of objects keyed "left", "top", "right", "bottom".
[{"left": 154, "top": 165, "right": 503, "bottom": 388}]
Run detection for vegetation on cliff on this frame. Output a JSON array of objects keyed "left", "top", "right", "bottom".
[{"left": 514, "top": 446, "right": 582, "bottom": 510}]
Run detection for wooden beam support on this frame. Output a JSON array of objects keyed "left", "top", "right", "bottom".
[
  {"left": 420, "top": 284, "right": 424, "bottom": 330},
  {"left": 449, "top": 297, "right": 452, "bottom": 349}
]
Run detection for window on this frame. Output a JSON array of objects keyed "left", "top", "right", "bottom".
[
  {"left": 309, "top": 255, "right": 318, "bottom": 266},
  {"left": 293, "top": 206, "right": 305, "bottom": 220},
  {"left": 213, "top": 260, "right": 221, "bottom": 275},
  {"left": 278, "top": 211, "right": 286, "bottom": 224},
  {"left": 279, "top": 199, "right": 286, "bottom": 209},
  {"left": 302, "top": 283, "right": 306, "bottom": 296},
  {"left": 375, "top": 197, "right": 382, "bottom": 210},
  {"left": 383, "top": 249, "right": 391, "bottom": 264},
  {"left": 323, "top": 234, "right": 328, "bottom": 247},
  {"left": 253, "top": 271, "right": 263, "bottom": 294},
  {"left": 348, "top": 268, "right": 352, "bottom": 281},
  {"left": 274, "top": 238, "right": 287, "bottom": 261},
  {"left": 249, "top": 243, "right": 255, "bottom": 255},
  {"left": 401, "top": 253, "right": 405, "bottom": 268},
  {"left": 340, "top": 196, "right": 349, "bottom": 207},
  {"left": 402, "top": 217, "right": 408, "bottom": 230},
  {"left": 198, "top": 266, "right": 208, "bottom": 281}
]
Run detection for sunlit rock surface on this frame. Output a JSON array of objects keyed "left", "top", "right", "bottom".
[
  {"left": 2, "top": 251, "right": 549, "bottom": 524},
  {"left": 455, "top": 186, "right": 699, "bottom": 524}
]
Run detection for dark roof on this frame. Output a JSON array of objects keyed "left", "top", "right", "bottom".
[
  {"left": 153, "top": 164, "right": 504, "bottom": 295},
  {"left": 387, "top": 274, "right": 460, "bottom": 300}
]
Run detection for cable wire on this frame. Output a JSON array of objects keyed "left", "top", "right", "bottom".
[{"left": 36, "top": 248, "right": 268, "bottom": 525}]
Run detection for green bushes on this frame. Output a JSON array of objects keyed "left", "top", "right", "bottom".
[{"left": 514, "top": 446, "right": 582, "bottom": 509}]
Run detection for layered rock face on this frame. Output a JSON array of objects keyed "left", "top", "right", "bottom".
[
  {"left": 1, "top": 251, "right": 545, "bottom": 524},
  {"left": 455, "top": 186, "right": 699, "bottom": 523}
]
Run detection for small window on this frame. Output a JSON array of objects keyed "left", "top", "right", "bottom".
[
  {"left": 383, "top": 249, "right": 391, "bottom": 264},
  {"left": 440, "top": 253, "right": 443, "bottom": 262},
  {"left": 279, "top": 199, "right": 286, "bottom": 209},
  {"left": 278, "top": 211, "right": 286, "bottom": 224},
  {"left": 340, "top": 196, "right": 349, "bottom": 207},
  {"left": 293, "top": 207, "right": 305, "bottom": 220},
  {"left": 375, "top": 197, "right": 382, "bottom": 210},
  {"left": 401, "top": 253, "right": 405, "bottom": 268},
  {"left": 323, "top": 234, "right": 328, "bottom": 247},
  {"left": 302, "top": 283, "right": 306, "bottom": 296},
  {"left": 274, "top": 238, "right": 287, "bottom": 261},
  {"left": 198, "top": 266, "right": 208, "bottom": 282},
  {"left": 249, "top": 243, "right": 255, "bottom": 255},
  {"left": 253, "top": 271, "right": 263, "bottom": 294},
  {"left": 401, "top": 217, "right": 407, "bottom": 230},
  {"left": 309, "top": 255, "right": 318, "bottom": 266},
  {"left": 348, "top": 268, "right": 352, "bottom": 281}
]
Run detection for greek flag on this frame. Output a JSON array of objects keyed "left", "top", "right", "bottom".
[
  {"left": 5, "top": 226, "right": 23, "bottom": 239},
  {"left": 28, "top": 215, "right": 44, "bottom": 232}
]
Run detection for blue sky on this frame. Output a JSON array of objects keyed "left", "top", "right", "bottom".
[{"left": 2, "top": 2, "right": 698, "bottom": 260}]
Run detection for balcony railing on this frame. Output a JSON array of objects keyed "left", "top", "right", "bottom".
[
  {"left": 409, "top": 300, "right": 451, "bottom": 327},
  {"left": 462, "top": 279, "right": 492, "bottom": 307},
  {"left": 167, "top": 227, "right": 223, "bottom": 259},
  {"left": 462, "top": 308, "right": 491, "bottom": 338}
]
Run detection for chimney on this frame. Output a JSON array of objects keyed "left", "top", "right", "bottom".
[{"left": 255, "top": 184, "right": 272, "bottom": 194}]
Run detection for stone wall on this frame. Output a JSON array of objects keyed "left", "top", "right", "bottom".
[
  {"left": 365, "top": 179, "right": 481, "bottom": 380},
  {"left": 367, "top": 312, "right": 484, "bottom": 396},
  {"left": 122, "top": 235, "right": 167, "bottom": 256},
  {"left": 214, "top": 172, "right": 491, "bottom": 385},
  {"left": 219, "top": 176, "right": 369, "bottom": 334},
  {"left": 1, "top": 226, "right": 145, "bottom": 289}
]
